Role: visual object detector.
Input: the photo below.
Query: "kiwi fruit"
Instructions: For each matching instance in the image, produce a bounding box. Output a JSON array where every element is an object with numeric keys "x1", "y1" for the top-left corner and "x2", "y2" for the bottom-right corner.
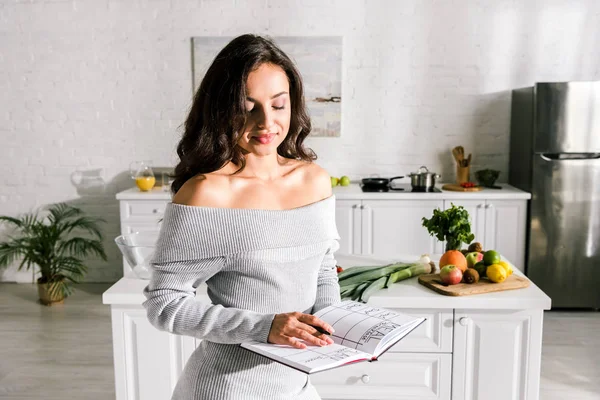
[
  {"x1": 468, "y1": 242, "x2": 483, "y2": 253},
  {"x1": 463, "y1": 268, "x2": 480, "y2": 284}
]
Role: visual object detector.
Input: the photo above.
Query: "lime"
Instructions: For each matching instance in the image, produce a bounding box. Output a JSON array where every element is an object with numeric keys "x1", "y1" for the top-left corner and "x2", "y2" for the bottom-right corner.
[
  {"x1": 483, "y1": 250, "x2": 501, "y2": 266},
  {"x1": 340, "y1": 176, "x2": 351, "y2": 186},
  {"x1": 473, "y1": 261, "x2": 487, "y2": 278},
  {"x1": 330, "y1": 177, "x2": 339, "y2": 187}
]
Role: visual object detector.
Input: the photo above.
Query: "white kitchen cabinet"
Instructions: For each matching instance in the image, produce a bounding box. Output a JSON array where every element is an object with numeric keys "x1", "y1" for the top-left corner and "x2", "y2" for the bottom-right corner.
[
  {"x1": 446, "y1": 200, "x2": 527, "y2": 270},
  {"x1": 361, "y1": 200, "x2": 445, "y2": 257},
  {"x1": 387, "y1": 309, "x2": 454, "y2": 353},
  {"x1": 452, "y1": 309, "x2": 544, "y2": 400},
  {"x1": 109, "y1": 306, "x2": 199, "y2": 400},
  {"x1": 334, "y1": 199, "x2": 444, "y2": 258},
  {"x1": 335, "y1": 200, "x2": 362, "y2": 255},
  {"x1": 484, "y1": 200, "x2": 527, "y2": 272}
]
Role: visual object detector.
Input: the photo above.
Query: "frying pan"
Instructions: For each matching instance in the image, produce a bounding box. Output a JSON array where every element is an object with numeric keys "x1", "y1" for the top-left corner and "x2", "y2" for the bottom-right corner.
[{"x1": 361, "y1": 176, "x2": 404, "y2": 187}]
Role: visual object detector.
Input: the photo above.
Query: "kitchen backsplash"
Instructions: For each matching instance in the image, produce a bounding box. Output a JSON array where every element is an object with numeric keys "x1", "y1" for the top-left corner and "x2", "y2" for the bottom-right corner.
[{"x1": 2, "y1": 0, "x2": 600, "y2": 282}]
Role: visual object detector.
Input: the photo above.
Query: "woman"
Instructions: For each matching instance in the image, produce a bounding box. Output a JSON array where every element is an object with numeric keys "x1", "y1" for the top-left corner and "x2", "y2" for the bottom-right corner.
[{"x1": 143, "y1": 34, "x2": 341, "y2": 399}]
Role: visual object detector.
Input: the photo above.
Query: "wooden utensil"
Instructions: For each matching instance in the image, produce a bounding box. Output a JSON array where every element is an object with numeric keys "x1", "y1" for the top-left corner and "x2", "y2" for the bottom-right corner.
[
  {"x1": 418, "y1": 273, "x2": 530, "y2": 296},
  {"x1": 465, "y1": 153, "x2": 472, "y2": 167},
  {"x1": 452, "y1": 147, "x2": 463, "y2": 164}
]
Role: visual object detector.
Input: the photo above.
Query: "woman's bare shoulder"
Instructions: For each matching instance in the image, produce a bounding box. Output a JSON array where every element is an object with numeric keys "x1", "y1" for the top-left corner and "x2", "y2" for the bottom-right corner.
[
  {"x1": 172, "y1": 173, "x2": 232, "y2": 208},
  {"x1": 296, "y1": 161, "x2": 333, "y2": 200}
]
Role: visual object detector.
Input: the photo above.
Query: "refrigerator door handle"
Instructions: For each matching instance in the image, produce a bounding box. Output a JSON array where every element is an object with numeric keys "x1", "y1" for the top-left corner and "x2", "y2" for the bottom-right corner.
[{"x1": 540, "y1": 153, "x2": 600, "y2": 161}]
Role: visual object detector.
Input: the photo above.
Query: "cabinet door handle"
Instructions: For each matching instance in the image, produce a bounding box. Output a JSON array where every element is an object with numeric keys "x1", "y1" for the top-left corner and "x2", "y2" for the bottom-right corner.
[
  {"x1": 360, "y1": 205, "x2": 364, "y2": 209},
  {"x1": 459, "y1": 317, "x2": 471, "y2": 326},
  {"x1": 361, "y1": 374, "x2": 370, "y2": 384},
  {"x1": 485, "y1": 203, "x2": 494, "y2": 209},
  {"x1": 153, "y1": 209, "x2": 159, "y2": 213}
]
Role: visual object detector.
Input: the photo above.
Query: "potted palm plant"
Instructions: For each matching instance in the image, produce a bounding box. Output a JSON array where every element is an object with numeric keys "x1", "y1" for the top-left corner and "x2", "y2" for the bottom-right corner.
[{"x1": 0, "y1": 202, "x2": 107, "y2": 305}]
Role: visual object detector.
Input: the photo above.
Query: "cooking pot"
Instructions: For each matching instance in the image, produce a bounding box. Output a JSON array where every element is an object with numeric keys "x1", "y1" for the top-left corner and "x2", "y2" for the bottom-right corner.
[
  {"x1": 408, "y1": 166, "x2": 440, "y2": 190},
  {"x1": 361, "y1": 176, "x2": 404, "y2": 190}
]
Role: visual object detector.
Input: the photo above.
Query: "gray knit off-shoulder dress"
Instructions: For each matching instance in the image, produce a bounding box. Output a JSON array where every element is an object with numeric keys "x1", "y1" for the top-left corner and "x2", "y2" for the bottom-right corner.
[{"x1": 142, "y1": 194, "x2": 341, "y2": 400}]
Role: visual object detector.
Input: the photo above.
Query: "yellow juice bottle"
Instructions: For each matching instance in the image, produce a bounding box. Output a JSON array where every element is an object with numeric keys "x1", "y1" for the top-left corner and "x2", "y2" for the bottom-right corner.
[{"x1": 135, "y1": 176, "x2": 155, "y2": 191}]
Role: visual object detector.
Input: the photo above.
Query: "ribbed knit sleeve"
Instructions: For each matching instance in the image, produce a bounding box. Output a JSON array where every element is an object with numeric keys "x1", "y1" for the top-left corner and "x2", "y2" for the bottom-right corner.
[
  {"x1": 311, "y1": 239, "x2": 342, "y2": 313},
  {"x1": 142, "y1": 258, "x2": 276, "y2": 344}
]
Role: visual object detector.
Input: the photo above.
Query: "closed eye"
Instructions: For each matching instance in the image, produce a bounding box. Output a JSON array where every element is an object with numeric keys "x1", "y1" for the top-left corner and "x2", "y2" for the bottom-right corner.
[{"x1": 246, "y1": 105, "x2": 285, "y2": 114}]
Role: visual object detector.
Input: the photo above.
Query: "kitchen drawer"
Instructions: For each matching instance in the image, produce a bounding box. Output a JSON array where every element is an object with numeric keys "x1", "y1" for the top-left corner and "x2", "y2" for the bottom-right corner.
[
  {"x1": 387, "y1": 309, "x2": 453, "y2": 353},
  {"x1": 312, "y1": 353, "x2": 451, "y2": 400},
  {"x1": 120, "y1": 200, "x2": 168, "y2": 220}
]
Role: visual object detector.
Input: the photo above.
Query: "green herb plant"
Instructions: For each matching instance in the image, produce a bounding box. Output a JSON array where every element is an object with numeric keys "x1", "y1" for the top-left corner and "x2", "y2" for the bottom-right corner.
[
  {"x1": 0, "y1": 203, "x2": 107, "y2": 301},
  {"x1": 421, "y1": 203, "x2": 475, "y2": 252}
]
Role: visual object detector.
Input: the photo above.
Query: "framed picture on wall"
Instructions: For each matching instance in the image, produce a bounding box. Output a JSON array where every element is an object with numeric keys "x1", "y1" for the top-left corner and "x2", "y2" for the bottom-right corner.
[{"x1": 191, "y1": 36, "x2": 342, "y2": 137}]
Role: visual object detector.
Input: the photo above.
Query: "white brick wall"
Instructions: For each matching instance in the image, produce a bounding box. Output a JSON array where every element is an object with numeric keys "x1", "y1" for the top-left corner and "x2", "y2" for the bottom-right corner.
[{"x1": 1, "y1": 0, "x2": 599, "y2": 282}]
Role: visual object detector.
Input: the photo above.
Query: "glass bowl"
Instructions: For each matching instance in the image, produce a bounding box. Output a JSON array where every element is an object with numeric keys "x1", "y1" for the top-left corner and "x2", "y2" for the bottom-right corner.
[{"x1": 114, "y1": 232, "x2": 158, "y2": 280}]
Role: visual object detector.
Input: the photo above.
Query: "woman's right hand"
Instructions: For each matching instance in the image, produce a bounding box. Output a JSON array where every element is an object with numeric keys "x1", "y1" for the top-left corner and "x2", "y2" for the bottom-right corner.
[{"x1": 268, "y1": 312, "x2": 335, "y2": 349}]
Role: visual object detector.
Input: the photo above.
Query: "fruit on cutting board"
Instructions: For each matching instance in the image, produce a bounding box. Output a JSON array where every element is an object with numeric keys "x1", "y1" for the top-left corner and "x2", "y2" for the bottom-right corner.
[
  {"x1": 483, "y1": 250, "x2": 501, "y2": 265},
  {"x1": 487, "y1": 264, "x2": 507, "y2": 283},
  {"x1": 463, "y1": 268, "x2": 480, "y2": 284},
  {"x1": 497, "y1": 260, "x2": 513, "y2": 276},
  {"x1": 439, "y1": 250, "x2": 468, "y2": 272},
  {"x1": 440, "y1": 264, "x2": 463, "y2": 285},
  {"x1": 468, "y1": 242, "x2": 483, "y2": 253},
  {"x1": 465, "y1": 251, "x2": 484, "y2": 268},
  {"x1": 473, "y1": 261, "x2": 487, "y2": 278}
]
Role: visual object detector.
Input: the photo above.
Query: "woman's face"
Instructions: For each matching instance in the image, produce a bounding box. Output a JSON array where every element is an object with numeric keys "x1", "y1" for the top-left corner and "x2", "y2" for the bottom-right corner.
[{"x1": 237, "y1": 63, "x2": 291, "y2": 156}]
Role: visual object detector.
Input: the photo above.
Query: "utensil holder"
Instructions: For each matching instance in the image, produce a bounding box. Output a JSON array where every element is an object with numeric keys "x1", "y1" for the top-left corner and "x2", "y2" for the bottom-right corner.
[{"x1": 456, "y1": 165, "x2": 470, "y2": 184}]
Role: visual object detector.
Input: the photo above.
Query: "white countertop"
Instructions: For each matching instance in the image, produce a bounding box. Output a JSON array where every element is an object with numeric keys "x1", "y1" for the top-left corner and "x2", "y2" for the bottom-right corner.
[
  {"x1": 117, "y1": 183, "x2": 531, "y2": 201},
  {"x1": 334, "y1": 183, "x2": 531, "y2": 200},
  {"x1": 103, "y1": 254, "x2": 551, "y2": 310}
]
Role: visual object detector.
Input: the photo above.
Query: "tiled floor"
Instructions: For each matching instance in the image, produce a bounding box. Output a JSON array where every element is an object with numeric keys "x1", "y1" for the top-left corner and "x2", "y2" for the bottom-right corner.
[
  {"x1": 0, "y1": 283, "x2": 599, "y2": 399},
  {"x1": 539, "y1": 311, "x2": 600, "y2": 400}
]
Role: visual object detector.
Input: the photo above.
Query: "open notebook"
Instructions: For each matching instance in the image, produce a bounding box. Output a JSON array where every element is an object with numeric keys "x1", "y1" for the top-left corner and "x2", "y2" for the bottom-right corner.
[{"x1": 240, "y1": 300, "x2": 425, "y2": 374}]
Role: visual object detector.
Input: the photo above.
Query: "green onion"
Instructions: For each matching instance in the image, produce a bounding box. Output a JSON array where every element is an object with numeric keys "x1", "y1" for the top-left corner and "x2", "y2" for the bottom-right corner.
[
  {"x1": 360, "y1": 276, "x2": 388, "y2": 303},
  {"x1": 338, "y1": 258, "x2": 433, "y2": 303}
]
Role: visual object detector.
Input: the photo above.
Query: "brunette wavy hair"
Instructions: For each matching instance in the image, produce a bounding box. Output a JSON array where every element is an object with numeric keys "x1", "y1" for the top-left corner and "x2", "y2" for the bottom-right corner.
[{"x1": 170, "y1": 34, "x2": 316, "y2": 195}]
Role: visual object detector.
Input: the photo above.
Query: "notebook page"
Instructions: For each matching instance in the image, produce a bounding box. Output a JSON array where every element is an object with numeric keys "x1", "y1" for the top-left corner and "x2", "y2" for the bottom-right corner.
[
  {"x1": 374, "y1": 318, "x2": 425, "y2": 358},
  {"x1": 240, "y1": 341, "x2": 370, "y2": 374},
  {"x1": 313, "y1": 300, "x2": 422, "y2": 355}
]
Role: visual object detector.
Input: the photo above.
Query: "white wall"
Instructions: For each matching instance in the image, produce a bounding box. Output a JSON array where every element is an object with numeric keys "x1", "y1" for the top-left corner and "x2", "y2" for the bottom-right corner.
[{"x1": 2, "y1": 0, "x2": 599, "y2": 282}]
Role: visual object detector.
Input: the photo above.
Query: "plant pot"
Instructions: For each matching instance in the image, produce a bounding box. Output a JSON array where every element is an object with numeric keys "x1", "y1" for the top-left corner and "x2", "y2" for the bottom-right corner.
[
  {"x1": 37, "y1": 278, "x2": 65, "y2": 306},
  {"x1": 445, "y1": 240, "x2": 463, "y2": 252}
]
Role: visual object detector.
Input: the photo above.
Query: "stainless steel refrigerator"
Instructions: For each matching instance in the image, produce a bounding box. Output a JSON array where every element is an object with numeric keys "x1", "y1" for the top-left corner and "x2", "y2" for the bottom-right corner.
[{"x1": 509, "y1": 81, "x2": 600, "y2": 309}]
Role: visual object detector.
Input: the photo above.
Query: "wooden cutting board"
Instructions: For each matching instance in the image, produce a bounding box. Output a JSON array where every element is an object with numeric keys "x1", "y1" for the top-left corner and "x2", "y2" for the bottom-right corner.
[
  {"x1": 418, "y1": 273, "x2": 530, "y2": 296},
  {"x1": 441, "y1": 184, "x2": 482, "y2": 192}
]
